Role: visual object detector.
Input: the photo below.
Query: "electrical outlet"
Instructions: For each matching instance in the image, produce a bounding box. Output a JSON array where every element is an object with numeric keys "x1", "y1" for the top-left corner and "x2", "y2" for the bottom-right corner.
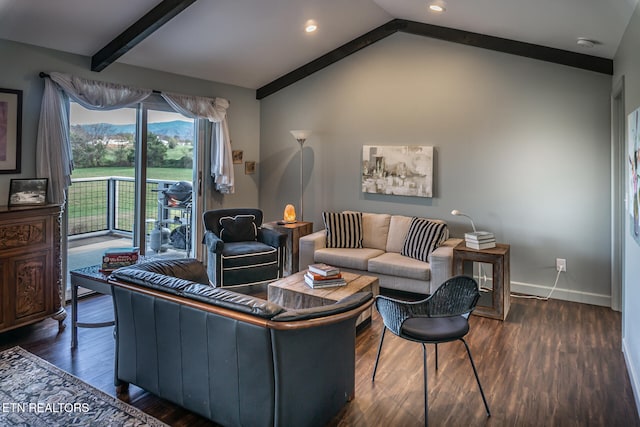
[{"x1": 556, "y1": 258, "x2": 566, "y2": 272}]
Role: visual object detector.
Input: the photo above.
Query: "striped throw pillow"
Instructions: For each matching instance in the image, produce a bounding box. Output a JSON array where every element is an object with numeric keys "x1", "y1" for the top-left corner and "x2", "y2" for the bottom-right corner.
[
  {"x1": 322, "y1": 211, "x2": 363, "y2": 248},
  {"x1": 401, "y1": 218, "x2": 448, "y2": 262}
]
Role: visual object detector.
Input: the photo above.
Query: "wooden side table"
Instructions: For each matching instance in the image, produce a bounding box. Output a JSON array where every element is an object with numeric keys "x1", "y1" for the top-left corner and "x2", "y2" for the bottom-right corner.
[
  {"x1": 263, "y1": 221, "x2": 313, "y2": 276},
  {"x1": 453, "y1": 241, "x2": 511, "y2": 320}
]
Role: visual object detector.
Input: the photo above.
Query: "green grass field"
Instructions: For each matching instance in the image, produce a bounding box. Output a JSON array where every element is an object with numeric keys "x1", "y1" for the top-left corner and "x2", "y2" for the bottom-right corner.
[
  {"x1": 71, "y1": 167, "x2": 193, "y2": 181},
  {"x1": 67, "y1": 167, "x2": 192, "y2": 234}
]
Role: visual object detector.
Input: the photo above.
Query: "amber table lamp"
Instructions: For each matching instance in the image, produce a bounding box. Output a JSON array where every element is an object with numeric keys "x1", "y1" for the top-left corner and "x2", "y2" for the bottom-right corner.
[{"x1": 284, "y1": 204, "x2": 297, "y2": 223}]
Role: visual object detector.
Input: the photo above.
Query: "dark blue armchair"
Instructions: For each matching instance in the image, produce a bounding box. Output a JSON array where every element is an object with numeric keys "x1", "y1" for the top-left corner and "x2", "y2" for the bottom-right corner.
[{"x1": 203, "y1": 208, "x2": 286, "y2": 287}]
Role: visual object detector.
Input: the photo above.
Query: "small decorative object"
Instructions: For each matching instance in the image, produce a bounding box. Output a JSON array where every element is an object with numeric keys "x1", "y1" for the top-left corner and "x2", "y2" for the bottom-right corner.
[
  {"x1": 8, "y1": 178, "x2": 48, "y2": 206},
  {"x1": 245, "y1": 161, "x2": 256, "y2": 175},
  {"x1": 232, "y1": 150, "x2": 243, "y2": 164},
  {"x1": 101, "y1": 247, "x2": 139, "y2": 272},
  {"x1": 283, "y1": 204, "x2": 297, "y2": 223},
  {"x1": 0, "y1": 88, "x2": 22, "y2": 174},
  {"x1": 362, "y1": 145, "x2": 433, "y2": 197}
]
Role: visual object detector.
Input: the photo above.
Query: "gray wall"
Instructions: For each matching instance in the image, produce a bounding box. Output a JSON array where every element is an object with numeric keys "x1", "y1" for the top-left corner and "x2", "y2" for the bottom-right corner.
[
  {"x1": 0, "y1": 39, "x2": 260, "y2": 209},
  {"x1": 614, "y1": 1, "x2": 640, "y2": 414},
  {"x1": 260, "y1": 32, "x2": 612, "y2": 305}
]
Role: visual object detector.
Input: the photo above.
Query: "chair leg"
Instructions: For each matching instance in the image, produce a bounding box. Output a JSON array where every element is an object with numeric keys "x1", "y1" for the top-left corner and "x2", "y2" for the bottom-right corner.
[
  {"x1": 460, "y1": 338, "x2": 491, "y2": 417},
  {"x1": 422, "y1": 343, "x2": 429, "y2": 427},
  {"x1": 371, "y1": 326, "x2": 387, "y2": 382},
  {"x1": 435, "y1": 343, "x2": 438, "y2": 370}
]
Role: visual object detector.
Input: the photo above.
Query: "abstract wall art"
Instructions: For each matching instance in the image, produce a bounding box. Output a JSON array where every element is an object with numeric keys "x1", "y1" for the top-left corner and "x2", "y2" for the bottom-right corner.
[{"x1": 362, "y1": 145, "x2": 433, "y2": 198}]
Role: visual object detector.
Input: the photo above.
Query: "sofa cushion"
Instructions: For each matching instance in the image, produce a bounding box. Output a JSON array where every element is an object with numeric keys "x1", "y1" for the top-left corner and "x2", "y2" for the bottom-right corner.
[
  {"x1": 222, "y1": 241, "x2": 278, "y2": 267},
  {"x1": 368, "y1": 252, "x2": 431, "y2": 281},
  {"x1": 219, "y1": 214, "x2": 257, "y2": 243},
  {"x1": 401, "y1": 218, "x2": 448, "y2": 262},
  {"x1": 315, "y1": 247, "x2": 384, "y2": 270},
  {"x1": 362, "y1": 213, "x2": 391, "y2": 250},
  {"x1": 386, "y1": 215, "x2": 413, "y2": 253},
  {"x1": 343, "y1": 211, "x2": 390, "y2": 250},
  {"x1": 322, "y1": 211, "x2": 363, "y2": 248}
]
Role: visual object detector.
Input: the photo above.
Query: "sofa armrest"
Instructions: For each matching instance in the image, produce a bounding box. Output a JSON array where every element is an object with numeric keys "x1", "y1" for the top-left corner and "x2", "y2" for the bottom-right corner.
[
  {"x1": 428, "y1": 238, "x2": 463, "y2": 291},
  {"x1": 270, "y1": 292, "x2": 372, "y2": 322},
  {"x1": 298, "y1": 230, "x2": 326, "y2": 271},
  {"x1": 113, "y1": 258, "x2": 209, "y2": 284}
]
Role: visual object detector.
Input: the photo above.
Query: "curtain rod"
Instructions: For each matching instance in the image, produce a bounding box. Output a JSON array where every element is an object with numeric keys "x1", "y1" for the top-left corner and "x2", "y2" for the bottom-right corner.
[{"x1": 39, "y1": 72, "x2": 162, "y2": 94}]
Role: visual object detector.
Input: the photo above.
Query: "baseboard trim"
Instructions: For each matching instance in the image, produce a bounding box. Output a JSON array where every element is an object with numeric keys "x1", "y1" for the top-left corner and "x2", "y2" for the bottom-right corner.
[
  {"x1": 510, "y1": 280, "x2": 611, "y2": 307},
  {"x1": 622, "y1": 338, "x2": 640, "y2": 419}
]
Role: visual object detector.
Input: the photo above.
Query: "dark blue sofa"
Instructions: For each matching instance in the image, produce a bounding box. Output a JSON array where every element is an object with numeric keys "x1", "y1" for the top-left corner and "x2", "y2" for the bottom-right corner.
[{"x1": 109, "y1": 258, "x2": 372, "y2": 427}]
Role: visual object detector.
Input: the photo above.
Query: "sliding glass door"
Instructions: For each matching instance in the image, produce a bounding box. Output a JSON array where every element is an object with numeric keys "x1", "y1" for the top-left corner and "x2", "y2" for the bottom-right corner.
[{"x1": 66, "y1": 100, "x2": 198, "y2": 297}]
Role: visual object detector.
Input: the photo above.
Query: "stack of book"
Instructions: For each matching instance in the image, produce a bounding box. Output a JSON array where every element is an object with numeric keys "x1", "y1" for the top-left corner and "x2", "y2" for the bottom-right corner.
[
  {"x1": 101, "y1": 247, "x2": 139, "y2": 272},
  {"x1": 464, "y1": 231, "x2": 496, "y2": 250},
  {"x1": 305, "y1": 263, "x2": 347, "y2": 288}
]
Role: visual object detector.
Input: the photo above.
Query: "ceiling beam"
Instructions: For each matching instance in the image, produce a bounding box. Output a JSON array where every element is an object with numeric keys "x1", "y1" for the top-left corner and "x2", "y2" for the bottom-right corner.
[
  {"x1": 91, "y1": 0, "x2": 198, "y2": 72},
  {"x1": 256, "y1": 20, "x2": 403, "y2": 100},
  {"x1": 399, "y1": 20, "x2": 613, "y2": 76},
  {"x1": 256, "y1": 18, "x2": 613, "y2": 100}
]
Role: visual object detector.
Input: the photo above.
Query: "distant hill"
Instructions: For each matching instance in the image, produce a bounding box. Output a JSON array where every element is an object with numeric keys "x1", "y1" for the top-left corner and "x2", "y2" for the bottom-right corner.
[{"x1": 78, "y1": 120, "x2": 194, "y2": 141}]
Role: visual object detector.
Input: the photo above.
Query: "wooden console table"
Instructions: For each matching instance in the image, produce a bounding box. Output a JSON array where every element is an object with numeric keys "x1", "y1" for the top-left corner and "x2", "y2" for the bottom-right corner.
[
  {"x1": 263, "y1": 221, "x2": 313, "y2": 276},
  {"x1": 453, "y1": 241, "x2": 511, "y2": 320}
]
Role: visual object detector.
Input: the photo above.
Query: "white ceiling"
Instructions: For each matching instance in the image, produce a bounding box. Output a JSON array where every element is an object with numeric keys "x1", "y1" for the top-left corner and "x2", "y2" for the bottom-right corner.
[{"x1": 0, "y1": 0, "x2": 637, "y2": 90}]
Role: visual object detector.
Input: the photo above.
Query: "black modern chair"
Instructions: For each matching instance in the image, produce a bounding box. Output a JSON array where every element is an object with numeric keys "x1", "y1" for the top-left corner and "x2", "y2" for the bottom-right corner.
[
  {"x1": 202, "y1": 208, "x2": 286, "y2": 287},
  {"x1": 371, "y1": 275, "x2": 490, "y2": 426}
]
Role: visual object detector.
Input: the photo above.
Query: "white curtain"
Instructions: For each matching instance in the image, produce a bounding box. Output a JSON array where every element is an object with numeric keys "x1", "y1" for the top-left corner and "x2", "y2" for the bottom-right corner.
[
  {"x1": 48, "y1": 72, "x2": 152, "y2": 110},
  {"x1": 36, "y1": 78, "x2": 73, "y2": 205},
  {"x1": 161, "y1": 92, "x2": 234, "y2": 194},
  {"x1": 36, "y1": 73, "x2": 152, "y2": 204}
]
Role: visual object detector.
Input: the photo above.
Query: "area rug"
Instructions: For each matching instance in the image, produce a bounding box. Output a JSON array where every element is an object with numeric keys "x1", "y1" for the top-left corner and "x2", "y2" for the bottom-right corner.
[{"x1": 0, "y1": 346, "x2": 168, "y2": 427}]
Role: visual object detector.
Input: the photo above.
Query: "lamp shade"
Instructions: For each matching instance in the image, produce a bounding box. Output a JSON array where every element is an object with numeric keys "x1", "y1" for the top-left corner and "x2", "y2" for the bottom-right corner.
[
  {"x1": 451, "y1": 209, "x2": 477, "y2": 232},
  {"x1": 290, "y1": 130, "x2": 312, "y2": 141}
]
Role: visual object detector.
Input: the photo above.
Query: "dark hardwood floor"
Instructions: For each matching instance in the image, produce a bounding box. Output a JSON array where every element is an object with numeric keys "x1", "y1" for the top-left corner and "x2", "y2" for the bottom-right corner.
[{"x1": 0, "y1": 294, "x2": 637, "y2": 426}]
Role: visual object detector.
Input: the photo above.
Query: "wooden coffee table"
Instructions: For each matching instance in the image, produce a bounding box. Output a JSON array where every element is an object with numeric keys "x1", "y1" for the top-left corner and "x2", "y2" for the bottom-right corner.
[{"x1": 268, "y1": 270, "x2": 379, "y2": 327}]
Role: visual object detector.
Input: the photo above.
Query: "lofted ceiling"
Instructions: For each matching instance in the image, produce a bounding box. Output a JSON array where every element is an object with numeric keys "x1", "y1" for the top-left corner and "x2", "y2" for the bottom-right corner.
[{"x1": 0, "y1": 0, "x2": 637, "y2": 90}]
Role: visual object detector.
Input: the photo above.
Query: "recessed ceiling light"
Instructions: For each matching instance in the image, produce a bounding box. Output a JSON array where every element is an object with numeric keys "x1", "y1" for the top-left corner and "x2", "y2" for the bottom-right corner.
[
  {"x1": 576, "y1": 37, "x2": 596, "y2": 48},
  {"x1": 305, "y1": 20, "x2": 317, "y2": 33},
  {"x1": 429, "y1": 4, "x2": 445, "y2": 12}
]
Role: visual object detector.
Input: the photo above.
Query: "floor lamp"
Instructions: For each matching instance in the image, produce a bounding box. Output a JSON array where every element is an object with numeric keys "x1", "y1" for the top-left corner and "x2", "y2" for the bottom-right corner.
[{"x1": 290, "y1": 130, "x2": 312, "y2": 221}]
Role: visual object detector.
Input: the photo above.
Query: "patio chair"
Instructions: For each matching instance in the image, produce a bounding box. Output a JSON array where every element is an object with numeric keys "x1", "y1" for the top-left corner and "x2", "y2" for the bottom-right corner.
[{"x1": 371, "y1": 275, "x2": 491, "y2": 426}]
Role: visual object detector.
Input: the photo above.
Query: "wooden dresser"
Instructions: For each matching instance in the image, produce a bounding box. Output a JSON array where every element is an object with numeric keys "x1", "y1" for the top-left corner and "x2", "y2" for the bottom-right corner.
[{"x1": 0, "y1": 204, "x2": 66, "y2": 333}]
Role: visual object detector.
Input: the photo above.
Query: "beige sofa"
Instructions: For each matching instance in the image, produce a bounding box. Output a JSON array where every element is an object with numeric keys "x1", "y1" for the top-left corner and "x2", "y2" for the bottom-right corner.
[{"x1": 299, "y1": 212, "x2": 462, "y2": 295}]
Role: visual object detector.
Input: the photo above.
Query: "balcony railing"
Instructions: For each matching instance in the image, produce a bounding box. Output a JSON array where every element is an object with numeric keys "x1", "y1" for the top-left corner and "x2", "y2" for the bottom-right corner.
[{"x1": 67, "y1": 177, "x2": 187, "y2": 239}]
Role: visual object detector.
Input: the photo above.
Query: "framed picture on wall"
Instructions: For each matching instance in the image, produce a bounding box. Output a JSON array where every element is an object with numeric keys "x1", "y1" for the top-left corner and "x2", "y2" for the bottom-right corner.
[
  {"x1": 362, "y1": 145, "x2": 434, "y2": 198},
  {"x1": 629, "y1": 107, "x2": 640, "y2": 246},
  {"x1": 8, "y1": 178, "x2": 48, "y2": 206},
  {"x1": 245, "y1": 161, "x2": 256, "y2": 175},
  {"x1": 232, "y1": 150, "x2": 244, "y2": 164},
  {"x1": 0, "y1": 88, "x2": 22, "y2": 174}
]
